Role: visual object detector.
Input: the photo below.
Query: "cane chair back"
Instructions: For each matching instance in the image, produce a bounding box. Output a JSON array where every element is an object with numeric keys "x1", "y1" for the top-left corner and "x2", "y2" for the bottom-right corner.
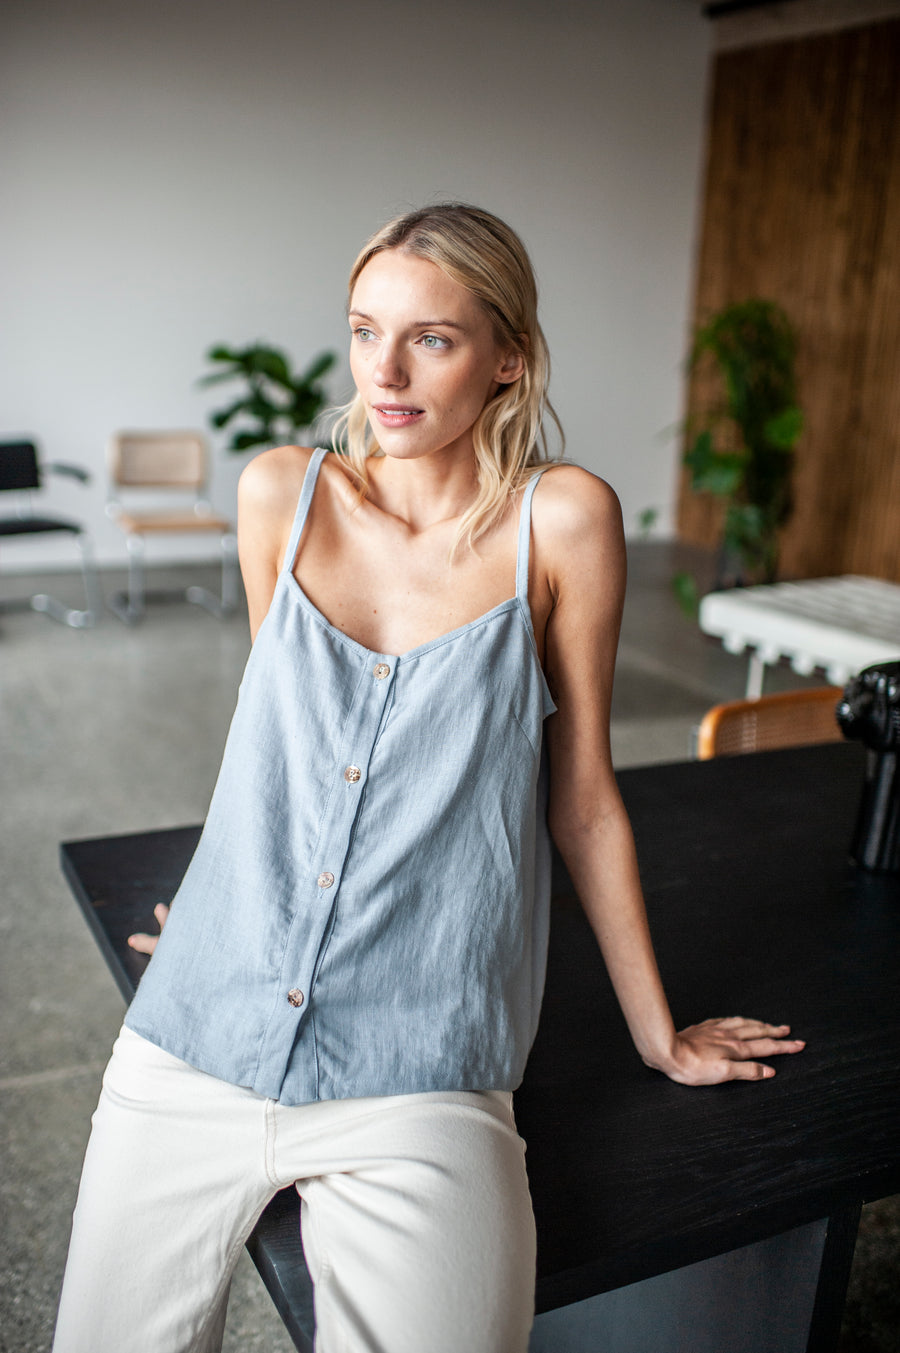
[
  {"x1": 106, "y1": 430, "x2": 237, "y2": 622},
  {"x1": 696, "y1": 686, "x2": 844, "y2": 760}
]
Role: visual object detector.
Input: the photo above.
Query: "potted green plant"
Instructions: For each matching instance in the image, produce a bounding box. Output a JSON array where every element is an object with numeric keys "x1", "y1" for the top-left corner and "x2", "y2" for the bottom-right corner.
[
  {"x1": 673, "y1": 299, "x2": 803, "y2": 613},
  {"x1": 199, "y1": 343, "x2": 337, "y2": 452}
]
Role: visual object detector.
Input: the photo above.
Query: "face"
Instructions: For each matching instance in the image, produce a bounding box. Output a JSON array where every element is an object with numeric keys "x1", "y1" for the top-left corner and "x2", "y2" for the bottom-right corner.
[{"x1": 348, "y1": 249, "x2": 523, "y2": 466}]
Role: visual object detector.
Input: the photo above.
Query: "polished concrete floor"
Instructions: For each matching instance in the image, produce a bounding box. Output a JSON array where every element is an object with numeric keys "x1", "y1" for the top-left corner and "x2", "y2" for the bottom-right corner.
[{"x1": 1, "y1": 545, "x2": 896, "y2": 1352}]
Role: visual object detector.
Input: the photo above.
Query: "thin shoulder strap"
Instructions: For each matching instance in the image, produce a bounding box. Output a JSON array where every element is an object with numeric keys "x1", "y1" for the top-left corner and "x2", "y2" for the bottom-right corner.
[
  {"x1": 515, "y1": 468, "x2": 548, "y2": 604},
  {"x1": 280, "y1": 447, "x2": 329, "y2": 574}
]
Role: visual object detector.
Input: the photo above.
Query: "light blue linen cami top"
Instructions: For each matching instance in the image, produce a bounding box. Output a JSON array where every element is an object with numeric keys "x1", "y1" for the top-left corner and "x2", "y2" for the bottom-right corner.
[{"x1": 125, "y1": 447, "x2": 557, "y2": 1105}]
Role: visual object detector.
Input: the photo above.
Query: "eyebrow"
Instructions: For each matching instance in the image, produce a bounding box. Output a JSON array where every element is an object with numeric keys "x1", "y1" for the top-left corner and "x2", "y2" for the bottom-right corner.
[{"x1": 348, "y1": 310, "x2": 467, "y2": 331}]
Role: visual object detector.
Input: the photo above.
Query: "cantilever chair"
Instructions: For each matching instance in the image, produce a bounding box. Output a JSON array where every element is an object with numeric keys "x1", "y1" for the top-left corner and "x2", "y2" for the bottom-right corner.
[
  {"x1": 0, "y1": 439, "x2": 101, "y2": 628},
  {"x1": 106, "y1": 430, "x2": 238, "y2": 624},
  {"x1": 696, "y1": 686, "x2": 845, "y2": 759}
]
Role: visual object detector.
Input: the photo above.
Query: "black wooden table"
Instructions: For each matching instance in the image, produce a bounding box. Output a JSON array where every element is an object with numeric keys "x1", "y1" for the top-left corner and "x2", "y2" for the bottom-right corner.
[{"x1": 61, "y1": 743, "x2": 900, "y2": 1353}]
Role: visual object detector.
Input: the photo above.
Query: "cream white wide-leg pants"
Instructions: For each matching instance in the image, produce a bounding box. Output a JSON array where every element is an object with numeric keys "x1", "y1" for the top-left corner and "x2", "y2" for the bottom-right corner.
[{"x1": 53, "y1": 1027, "x2": 536, "y2": 1353}]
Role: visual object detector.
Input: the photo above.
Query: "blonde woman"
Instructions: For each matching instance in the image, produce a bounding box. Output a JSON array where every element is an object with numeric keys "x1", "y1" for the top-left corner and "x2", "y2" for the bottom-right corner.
[{"x1": 54, "y1": 204, "x2": 803, "y2": 1353}]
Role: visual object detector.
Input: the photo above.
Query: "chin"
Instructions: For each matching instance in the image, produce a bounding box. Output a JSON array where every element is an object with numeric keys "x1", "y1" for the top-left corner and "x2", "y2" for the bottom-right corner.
[{"x1": 367, "y1": 427, "x2": 431, "y2": 460}]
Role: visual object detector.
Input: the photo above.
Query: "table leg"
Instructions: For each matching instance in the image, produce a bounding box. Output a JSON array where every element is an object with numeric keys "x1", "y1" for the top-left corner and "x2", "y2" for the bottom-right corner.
[
  {"x1": 805, "y1": 1199, "x2": 862, "y2": 1353},
  {"x1": 245, "y1": 1189, "x2": 315, "y2": 1353},
  {"x1": 746, "y1": 651, "x2": 767, "y2": 699}
]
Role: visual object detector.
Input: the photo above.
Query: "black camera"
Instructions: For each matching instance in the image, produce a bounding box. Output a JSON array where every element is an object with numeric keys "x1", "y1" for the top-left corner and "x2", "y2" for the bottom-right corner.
[{"x1": 837, "y1": 660, "x2": 900, "y2": 873}]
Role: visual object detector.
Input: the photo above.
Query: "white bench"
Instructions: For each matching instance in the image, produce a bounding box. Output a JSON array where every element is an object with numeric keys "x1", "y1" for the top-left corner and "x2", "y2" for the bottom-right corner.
[{"x1": 699, "y1": 574, "x2": 900, "y2": 697}]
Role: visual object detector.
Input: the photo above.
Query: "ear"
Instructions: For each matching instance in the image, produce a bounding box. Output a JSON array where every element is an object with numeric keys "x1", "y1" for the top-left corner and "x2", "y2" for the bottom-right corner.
[{"x1": 494, "y1": 347, "x2": 526, "y2": 386}]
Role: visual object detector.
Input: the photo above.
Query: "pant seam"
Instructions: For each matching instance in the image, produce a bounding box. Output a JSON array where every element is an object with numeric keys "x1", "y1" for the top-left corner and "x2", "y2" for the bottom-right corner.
[
  {"x1": 303, "y1": 1192, "x2": 340, "y2": 1353},
  {"x1": 194, "y1": 1096, "x2": 278, "y2": 1346}
]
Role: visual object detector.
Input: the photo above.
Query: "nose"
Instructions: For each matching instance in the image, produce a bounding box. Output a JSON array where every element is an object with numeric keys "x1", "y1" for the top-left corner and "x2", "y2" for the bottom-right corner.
[{"x1": 373, "y1": 340, "x2": 407, "y2": 390}]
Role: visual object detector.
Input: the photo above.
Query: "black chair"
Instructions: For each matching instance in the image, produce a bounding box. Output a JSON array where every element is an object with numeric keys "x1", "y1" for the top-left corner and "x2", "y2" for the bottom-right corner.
[{"x1": 0, "y1": 440, "x2": 101, "y2": 628}]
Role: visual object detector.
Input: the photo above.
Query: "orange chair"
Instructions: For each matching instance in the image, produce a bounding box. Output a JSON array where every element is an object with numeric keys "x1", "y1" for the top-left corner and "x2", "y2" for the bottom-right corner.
[{"x1": 696, "y1": 686, "x2": 845, "y2": 759}]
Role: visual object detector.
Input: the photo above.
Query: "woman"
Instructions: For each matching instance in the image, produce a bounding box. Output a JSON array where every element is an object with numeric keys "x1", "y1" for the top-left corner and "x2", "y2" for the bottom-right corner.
[{"x1": 54, "y1": 204, "x2": 803, "y2": 1353}]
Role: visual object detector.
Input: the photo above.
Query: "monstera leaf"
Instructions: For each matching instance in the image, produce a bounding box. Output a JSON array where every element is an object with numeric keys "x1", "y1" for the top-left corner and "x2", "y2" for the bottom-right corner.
[{"x1": 199, "y1": 343, "x2": 337, "y2": 453}]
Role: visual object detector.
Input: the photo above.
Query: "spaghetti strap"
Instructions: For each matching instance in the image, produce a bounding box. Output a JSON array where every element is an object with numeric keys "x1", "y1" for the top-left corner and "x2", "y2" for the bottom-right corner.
[
  {"x1": 280, "y1": 447, "x2": 329, "y2": 574},
  {"x1": 515, "y1": 469, "x2": 547, "y2": 605}
]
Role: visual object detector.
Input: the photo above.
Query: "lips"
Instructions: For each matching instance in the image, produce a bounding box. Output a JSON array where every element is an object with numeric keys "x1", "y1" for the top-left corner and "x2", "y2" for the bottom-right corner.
[{"x1": 373, "y1": 404, "x2": 425, "y2": 427}]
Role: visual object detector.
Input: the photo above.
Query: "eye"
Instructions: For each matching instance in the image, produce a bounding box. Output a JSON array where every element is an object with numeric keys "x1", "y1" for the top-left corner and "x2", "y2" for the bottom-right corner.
[
  {"x1": 420, "y1": 333, "x2": 449, "y2": 349},
  {"x1": 353, "y1": 327, "x2": 375, "y2": 343}
]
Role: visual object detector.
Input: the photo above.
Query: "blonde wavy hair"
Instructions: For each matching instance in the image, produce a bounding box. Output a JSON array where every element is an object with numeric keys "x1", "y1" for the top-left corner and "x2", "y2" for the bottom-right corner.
[{"x1": 331, "y1": 203, "x2": 563, "y2": 551}]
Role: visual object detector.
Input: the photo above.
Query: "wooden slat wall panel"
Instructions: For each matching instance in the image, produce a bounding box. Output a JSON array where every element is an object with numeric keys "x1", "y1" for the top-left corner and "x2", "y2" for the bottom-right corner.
[{"x1": 678, "y1": 20, "x2": 900, "y2": 582}]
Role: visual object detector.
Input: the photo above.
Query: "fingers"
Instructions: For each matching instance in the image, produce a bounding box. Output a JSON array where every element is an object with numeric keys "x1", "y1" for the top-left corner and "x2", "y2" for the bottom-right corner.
[
  {"x1": 726, "y1": 1061, "x2": 777, "y2": 1081},
  {"x1": 712, "y1": 1018, "x2": 794, "y2": 1039},
  {"x1": 710, "y1": 1023, "x2": 805, "y2": 1063},
  {"x1": 695, "y1": 1019, "x2": 805, "y2": 1049},
  {"x1": 733, "y1": 1037, "x2": 805, "y2": 1058},
  {"x1": 127, "y1": 932, "x2": 158, "y2": 955},
  {"x1": 126, "y1": 903, "x2": 170, "y2": 955}
]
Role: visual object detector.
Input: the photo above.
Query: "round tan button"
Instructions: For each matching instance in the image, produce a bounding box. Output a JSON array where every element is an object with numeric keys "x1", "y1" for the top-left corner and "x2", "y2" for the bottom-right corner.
[
  {"x1": 373, "y1": 663, "x2": 391, "y2": 680},
  {"x1": 317, "y1": 871, "x2": 335, "y2": 889},
  {"x1": 287, "y1": 989, "x2": 304, "y2": 1007},
  {"x1": 344, "y1": 765, "x2": 362, "y2": 783}
]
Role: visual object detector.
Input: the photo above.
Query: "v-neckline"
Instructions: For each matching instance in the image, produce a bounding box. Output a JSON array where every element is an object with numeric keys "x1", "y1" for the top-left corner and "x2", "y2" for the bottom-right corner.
[{"x1": 284, "y1": 568, "x2": 521, "y2": 663}]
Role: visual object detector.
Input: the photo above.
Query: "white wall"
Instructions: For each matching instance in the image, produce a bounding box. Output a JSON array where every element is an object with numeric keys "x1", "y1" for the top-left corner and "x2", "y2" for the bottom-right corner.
[{"x1": 1, "y1": 0, "x2": 710, "y2": 567}]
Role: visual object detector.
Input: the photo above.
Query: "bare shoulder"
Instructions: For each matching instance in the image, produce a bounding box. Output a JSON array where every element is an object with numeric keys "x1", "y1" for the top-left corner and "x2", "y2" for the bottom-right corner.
[
  {"x1": 238, "y1": 444, "x2": 316, "y2": 514},
  {"x1": 236, "y1": 446, "x2": 318, "y2": 583},
  {"x1": 531, "y1": 463, "x2": 624, "y2": 576}
]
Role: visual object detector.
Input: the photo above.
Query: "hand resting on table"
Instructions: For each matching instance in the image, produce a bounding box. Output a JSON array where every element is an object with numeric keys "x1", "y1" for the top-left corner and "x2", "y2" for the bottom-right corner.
[{"x1": 647, "y1": 1017, "x2": 805, "y2": 1086}]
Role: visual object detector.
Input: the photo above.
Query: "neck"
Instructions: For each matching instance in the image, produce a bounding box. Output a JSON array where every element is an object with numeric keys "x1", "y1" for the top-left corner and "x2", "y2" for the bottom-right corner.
[{"x1": 366, "y1": 448, "x2": 479, "y2": 534}]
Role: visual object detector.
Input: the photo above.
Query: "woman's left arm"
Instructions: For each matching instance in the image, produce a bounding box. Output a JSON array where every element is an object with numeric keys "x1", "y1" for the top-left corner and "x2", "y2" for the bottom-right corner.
[{"x1": 537, "y1": 468, "x2": 804, "y2": 1085}]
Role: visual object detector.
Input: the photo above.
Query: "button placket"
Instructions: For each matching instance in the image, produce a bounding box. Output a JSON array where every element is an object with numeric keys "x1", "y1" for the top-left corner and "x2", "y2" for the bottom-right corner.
[
  {"x1": 274, "y1": 656, "x2": 395, "y2": 1064},
  {"x1": 248, "y1": 630, "x2": 402, "y2": 1094}
]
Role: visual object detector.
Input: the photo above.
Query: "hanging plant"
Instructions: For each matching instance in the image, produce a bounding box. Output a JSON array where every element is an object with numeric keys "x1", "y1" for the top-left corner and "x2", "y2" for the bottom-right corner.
[{"x1": 198, "y1": 343, "x2": 337, "y2": 453}]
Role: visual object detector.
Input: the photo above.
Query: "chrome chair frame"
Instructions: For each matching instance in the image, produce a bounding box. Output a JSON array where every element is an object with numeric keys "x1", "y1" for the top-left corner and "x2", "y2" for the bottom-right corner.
[{"x1": 0, "y1": 441, "x2": 101, "y2": 628}]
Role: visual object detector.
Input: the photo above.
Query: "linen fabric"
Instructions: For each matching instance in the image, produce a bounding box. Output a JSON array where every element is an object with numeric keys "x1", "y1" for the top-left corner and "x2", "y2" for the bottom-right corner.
[
  {"x1": 125, "y1": 448, "x2": 556, "y2": 1104},
  {"x1": 53, "y1": 1026, "x2": 536, "y2": 1353}
]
